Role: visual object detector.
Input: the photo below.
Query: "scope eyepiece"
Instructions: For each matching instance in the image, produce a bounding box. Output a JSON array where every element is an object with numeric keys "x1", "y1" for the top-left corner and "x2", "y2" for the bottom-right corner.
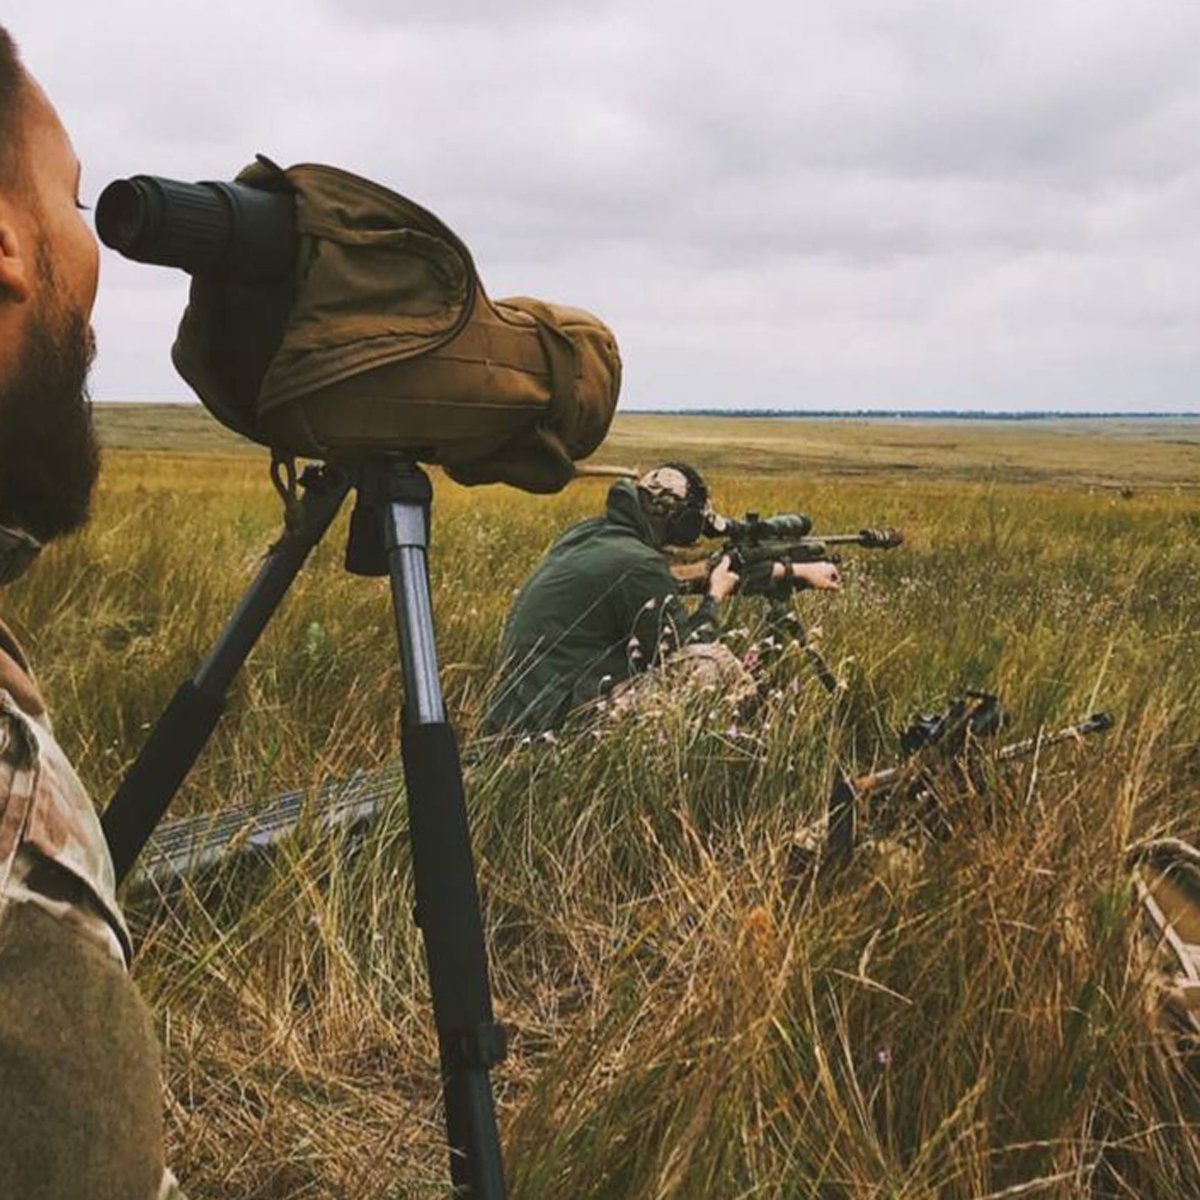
[{"x1": 96, "y1": 174, "x2": 296, "y2": 285}]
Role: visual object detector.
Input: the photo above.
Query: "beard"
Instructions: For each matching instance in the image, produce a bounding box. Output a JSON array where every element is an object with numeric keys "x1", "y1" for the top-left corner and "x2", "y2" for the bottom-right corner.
[{"x1": 0, "y1": 299, "x2": 101, "y2": 543}]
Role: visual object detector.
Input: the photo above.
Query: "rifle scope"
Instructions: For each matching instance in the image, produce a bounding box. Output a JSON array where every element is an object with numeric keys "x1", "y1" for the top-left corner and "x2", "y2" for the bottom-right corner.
[
  {"x1": 714, "y1": 513, "x2": 814, "y2": 541},
  {"x1": 95, "y1": 175, "x2": 296, "y2": 284}
]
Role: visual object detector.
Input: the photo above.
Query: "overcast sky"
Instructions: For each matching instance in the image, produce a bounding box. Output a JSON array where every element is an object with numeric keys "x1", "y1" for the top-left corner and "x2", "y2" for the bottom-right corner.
[{"x1": 14, "y1": 0, "x2": 1200, "y2": 411}]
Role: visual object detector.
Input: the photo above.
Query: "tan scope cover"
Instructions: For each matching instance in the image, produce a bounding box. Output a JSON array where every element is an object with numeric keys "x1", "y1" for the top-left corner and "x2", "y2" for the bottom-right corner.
[{"x1": 173, "y1": 160, "x2": 622, "y2": 492}]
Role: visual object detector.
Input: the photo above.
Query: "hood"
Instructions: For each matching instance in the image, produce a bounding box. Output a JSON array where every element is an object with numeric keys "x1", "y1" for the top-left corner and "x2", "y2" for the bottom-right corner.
[{"x1": 605, "y1": 479, "x2": 661, "y2": 547}]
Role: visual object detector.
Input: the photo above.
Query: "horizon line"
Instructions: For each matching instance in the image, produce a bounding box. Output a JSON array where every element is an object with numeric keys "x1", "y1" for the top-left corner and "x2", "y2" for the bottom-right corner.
[{"x1": 93, "y1": 400, "x2": 1200, "y2": 419}]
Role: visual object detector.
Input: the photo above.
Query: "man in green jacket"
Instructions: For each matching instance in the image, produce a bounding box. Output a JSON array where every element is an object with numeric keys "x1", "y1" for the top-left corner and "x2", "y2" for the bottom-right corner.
[{"x1": 485, "y1": 463, "x2": 840, "y2": 734}]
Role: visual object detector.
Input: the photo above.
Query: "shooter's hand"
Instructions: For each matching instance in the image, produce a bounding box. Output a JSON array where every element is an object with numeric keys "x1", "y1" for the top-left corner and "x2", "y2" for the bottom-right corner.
[
  {"x1": 773, "y1": 560, "x2": 842, "y2": 591},
  {"x1": 707, "y1": 554, "x2": 741, "y2": 602}
]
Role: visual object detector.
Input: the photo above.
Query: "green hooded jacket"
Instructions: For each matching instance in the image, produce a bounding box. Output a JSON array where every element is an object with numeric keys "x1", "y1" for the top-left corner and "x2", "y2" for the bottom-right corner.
[{"x1": 484, "y1": 480, "x2": 719, "y2": 734}]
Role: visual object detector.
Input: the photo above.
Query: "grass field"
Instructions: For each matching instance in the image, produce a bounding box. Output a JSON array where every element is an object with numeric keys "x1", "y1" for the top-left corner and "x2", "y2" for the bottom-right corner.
[{"x1": 7, "y1": 408, "x2": 1200, "y2": 1197}]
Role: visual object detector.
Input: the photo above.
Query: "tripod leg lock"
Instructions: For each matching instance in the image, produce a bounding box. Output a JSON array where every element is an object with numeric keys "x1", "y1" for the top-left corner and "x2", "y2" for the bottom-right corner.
[{"x1": 450, "y1": 1021, "x2": 509, "y2": 1070}]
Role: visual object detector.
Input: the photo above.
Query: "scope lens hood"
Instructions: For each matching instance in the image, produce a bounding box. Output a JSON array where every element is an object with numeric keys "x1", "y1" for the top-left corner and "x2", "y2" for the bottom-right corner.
[{"x1": 96, "y1": 174, "x2": 296, "y2": 285}]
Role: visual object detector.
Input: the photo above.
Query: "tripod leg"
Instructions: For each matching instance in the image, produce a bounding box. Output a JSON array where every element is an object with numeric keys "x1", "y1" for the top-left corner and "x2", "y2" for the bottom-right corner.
[
  {"x1": 369, "y1": 462, "x2": 507, "y2": 1199},
  {"x1": 102, "y1": 466, "x2": 351, "y2": 885}
]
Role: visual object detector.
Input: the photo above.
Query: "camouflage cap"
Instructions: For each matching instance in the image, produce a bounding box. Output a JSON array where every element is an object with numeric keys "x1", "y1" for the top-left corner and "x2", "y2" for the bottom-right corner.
[{"x1": 637, "y1": 465, "x2": 688, "y2": 514}]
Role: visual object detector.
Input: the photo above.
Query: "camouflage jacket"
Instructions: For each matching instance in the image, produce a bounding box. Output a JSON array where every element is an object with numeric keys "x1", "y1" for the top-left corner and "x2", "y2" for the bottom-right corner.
[
  {"x1": 0, "y1": 618, "x2": 191, "y2": 1200},
  {"x1": 0, "y1": 619, "x2": 129, "y2": 964}
]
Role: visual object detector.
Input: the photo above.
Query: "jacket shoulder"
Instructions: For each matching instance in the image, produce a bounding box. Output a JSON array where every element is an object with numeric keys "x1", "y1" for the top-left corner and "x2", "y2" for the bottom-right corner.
[{"x1": 0, "y1": 697, "x2": 130, "y2": 965}]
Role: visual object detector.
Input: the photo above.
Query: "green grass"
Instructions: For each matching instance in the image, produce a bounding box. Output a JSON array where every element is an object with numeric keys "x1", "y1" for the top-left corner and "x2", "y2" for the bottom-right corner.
[
  {"x1": 5, "y1": 419, "x2": 1200, "y2": 1197},
  {"x1": 96, "y1": 403, "x2": 254, "y2": 454}
]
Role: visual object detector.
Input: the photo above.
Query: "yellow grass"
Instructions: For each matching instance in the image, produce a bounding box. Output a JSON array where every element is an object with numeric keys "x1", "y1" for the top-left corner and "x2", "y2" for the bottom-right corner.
[{"x1": 4, "y1": 410, "x2": 1198, "y2": 1197}]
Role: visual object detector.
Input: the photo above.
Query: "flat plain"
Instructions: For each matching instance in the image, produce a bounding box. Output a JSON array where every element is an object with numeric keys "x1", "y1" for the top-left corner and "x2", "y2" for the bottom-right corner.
[
  {"x1": 96, "y1": 402, "x2": 1200, "y2": 488},
  {"x1": 8, "y1": 405, "x2": 1199, "y2": 1197}
]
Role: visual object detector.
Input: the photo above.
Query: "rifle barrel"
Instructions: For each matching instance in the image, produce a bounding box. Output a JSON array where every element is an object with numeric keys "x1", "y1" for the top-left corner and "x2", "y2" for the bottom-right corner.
[
  {"x1": 816, "y1": 528, "x2": 904, "y2": 549},
  {"x1": 807, "y1": 533, "x2": 873, "y2": 546},
  {"x1": 995, "y1": 712, "x2": 1114, "y2": 761}
]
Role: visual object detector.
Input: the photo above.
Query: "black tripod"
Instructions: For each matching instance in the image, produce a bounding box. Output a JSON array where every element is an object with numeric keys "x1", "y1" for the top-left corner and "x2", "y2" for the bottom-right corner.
[{"x1": 101, "y1": 458, "x2": 508, "y2": 1199}]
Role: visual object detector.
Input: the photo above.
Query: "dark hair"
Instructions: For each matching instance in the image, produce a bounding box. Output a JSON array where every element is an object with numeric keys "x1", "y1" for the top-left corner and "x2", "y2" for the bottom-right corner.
[{"x1": 0, "y1": 26, "x2": 27, "y2": 186}]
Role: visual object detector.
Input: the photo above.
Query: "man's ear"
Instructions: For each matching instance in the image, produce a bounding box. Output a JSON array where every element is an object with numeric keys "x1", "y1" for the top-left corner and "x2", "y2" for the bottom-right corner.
[{"x1": 0, "y1": 213, "x2": 32, "y2": 304}]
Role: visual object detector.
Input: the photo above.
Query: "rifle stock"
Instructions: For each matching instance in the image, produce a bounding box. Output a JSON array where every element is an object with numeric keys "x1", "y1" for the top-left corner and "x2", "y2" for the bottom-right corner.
[{"x1": 669, "y1": 559, "x2": 712, "y2": 590}]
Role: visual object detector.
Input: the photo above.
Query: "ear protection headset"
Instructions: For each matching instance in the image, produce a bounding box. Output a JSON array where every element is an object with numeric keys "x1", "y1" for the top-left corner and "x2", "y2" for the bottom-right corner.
[{"x1": 659, "y1": 461, "x2": 709, "y2": 546}]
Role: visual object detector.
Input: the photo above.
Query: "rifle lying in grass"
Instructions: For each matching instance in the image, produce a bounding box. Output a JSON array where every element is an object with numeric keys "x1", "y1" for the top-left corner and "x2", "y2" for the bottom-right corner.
[
  {"x1": 823, "y1": 692, "x2": 1115, "y2": 868},
  {"x1": 130, "y1": 764, "x2": 408, "y2": 897},
  {"x1": 669, "y1": 511, "x2": 903, "y2": 596}
]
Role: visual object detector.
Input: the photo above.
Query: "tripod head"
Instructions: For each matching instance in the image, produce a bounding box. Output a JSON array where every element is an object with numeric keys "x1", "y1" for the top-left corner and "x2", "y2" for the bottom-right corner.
[{"x1": 341, "y1": 459, "x2": 432, "y2": 579}]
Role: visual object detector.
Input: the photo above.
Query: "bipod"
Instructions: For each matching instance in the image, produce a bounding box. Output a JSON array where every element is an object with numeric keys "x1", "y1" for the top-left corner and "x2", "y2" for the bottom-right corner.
[
  {"x1": 761, "y1": 600, "x2": 858, "y2": 867},
  {"x1": 764, "y1": 599, "x2": 840, "y2": 699},
  {"x1": 101, "y1": 459, "x2": 508, "y2": 1199}
]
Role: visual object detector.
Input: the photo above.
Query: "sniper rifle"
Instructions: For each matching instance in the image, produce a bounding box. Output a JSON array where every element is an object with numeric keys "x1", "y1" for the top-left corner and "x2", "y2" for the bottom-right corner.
[
  {"x1": 670, "y1": 513, "x2": 903, "y2": 598},
  {"x1": 670, "y1": 512, "x2": 902, "y2": 695},
  {"x1": 824, "y1": 692, "x2": 1114, "y2": 868}
]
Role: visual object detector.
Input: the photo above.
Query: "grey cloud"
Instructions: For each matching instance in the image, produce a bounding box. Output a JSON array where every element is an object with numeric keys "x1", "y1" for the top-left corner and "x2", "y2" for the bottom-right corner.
[
  {"x1": 10, "y1": 0, "x2": 1200, "y2": 411},
  {"x1": 324, "y1": 0, "x2": 572, "y2": 28}
]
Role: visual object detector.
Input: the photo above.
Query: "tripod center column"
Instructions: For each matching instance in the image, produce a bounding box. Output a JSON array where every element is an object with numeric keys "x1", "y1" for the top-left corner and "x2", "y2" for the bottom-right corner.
[{"x1": 382, "y1": 493, "x2": 446, "y2": 726}]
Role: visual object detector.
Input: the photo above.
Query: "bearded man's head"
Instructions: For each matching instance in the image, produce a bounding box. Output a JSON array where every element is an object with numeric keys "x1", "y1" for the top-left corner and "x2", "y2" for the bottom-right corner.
[{"x1": 0, "y1": 25, "x2": 101, "y2": 546}]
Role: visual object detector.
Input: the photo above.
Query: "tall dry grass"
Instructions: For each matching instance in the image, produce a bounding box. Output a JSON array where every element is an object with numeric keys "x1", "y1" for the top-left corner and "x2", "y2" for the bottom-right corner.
[{"x1": 4, "y1": 447, "x2": 1199, "y2": 1198}]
